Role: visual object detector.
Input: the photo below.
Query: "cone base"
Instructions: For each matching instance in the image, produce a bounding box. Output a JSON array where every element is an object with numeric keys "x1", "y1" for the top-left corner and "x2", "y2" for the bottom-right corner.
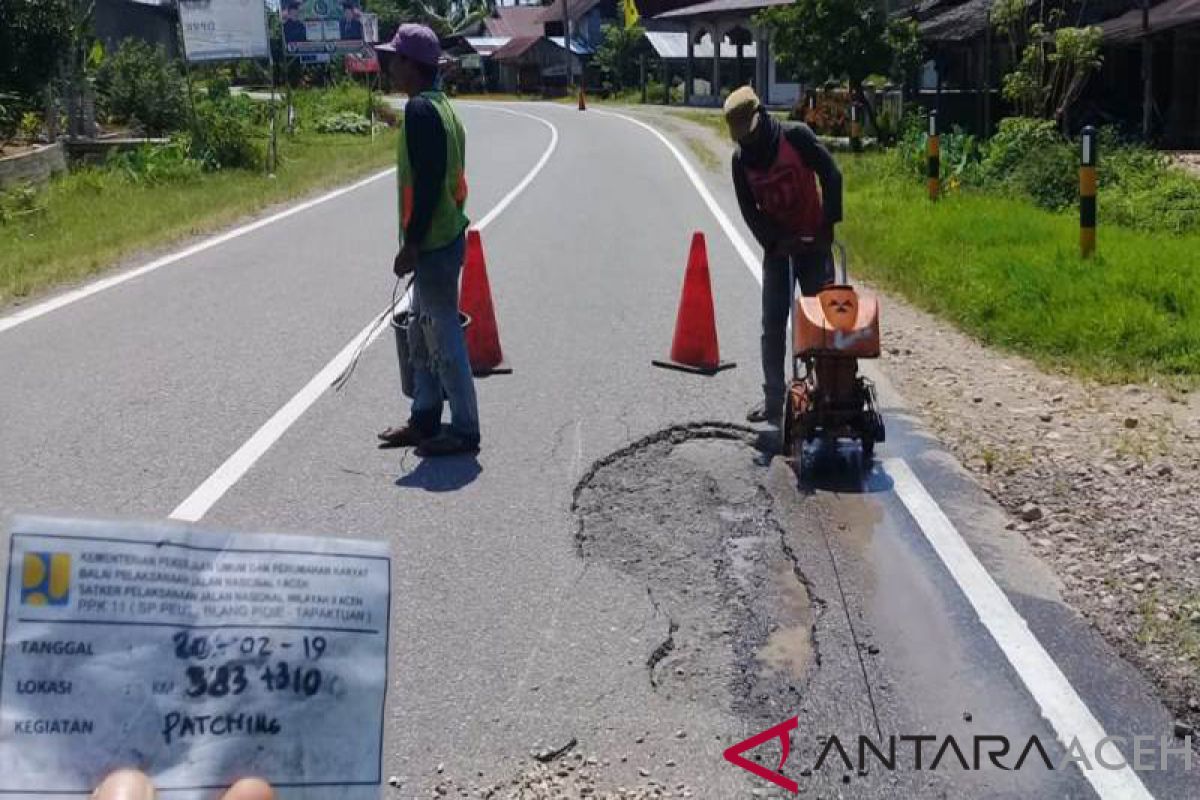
[
  {"x1": 472, "y1": 359, "x2": 513, "y2": 377},
  {"x1": 651, "y1": 358, "x2": 737, "y2": 375}
]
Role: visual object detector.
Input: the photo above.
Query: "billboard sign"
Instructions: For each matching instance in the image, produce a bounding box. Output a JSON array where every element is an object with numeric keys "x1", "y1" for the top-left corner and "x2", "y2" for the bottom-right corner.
[
  {"x1": 281, "y1": 0, "x2": 369, "y2": 56},
  {"x1": 178, "y1": 0, "x2": 271, "y2": 62},
  {"x1": 345, "y1": 46, "x2": 381, "y2": 74}
]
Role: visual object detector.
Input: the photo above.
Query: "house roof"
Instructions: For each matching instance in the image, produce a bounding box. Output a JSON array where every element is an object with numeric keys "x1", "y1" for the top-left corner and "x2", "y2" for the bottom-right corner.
[
  {"x1": 644, "y1": 29, "x2": 757, "y2": 58},
  {"x1": 464, "y1": 36, "x2": 512, "y2": 55},
  {"x1": 548, "y1": 35, "x2": 596, "y2": 54},
  {"x1": 491, "y1": 35, "x2": 546, "y2": 61},
  {"x1": 1099, "y1": 0, "x2": 1200, "y2": 41},
  {"x1": 655, "y1": 0, "x2": 789, "y2": 20},
  {"x1": 484, "y1": 5, "x2": 547, "y2": 38},
  {"x1": 537, "y1": 0, "x2": 604, "y2": 24},
  {"x1": 914, "y1": 0, "x2": 992, "y2": 43},
  {"x1": 637, "y1": 0, "x2": 704, "y2": 17}
]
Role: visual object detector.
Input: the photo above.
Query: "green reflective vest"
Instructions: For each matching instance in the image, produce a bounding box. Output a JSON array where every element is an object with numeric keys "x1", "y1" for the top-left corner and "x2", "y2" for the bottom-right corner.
[{"x1": 398, "y1": 91, "x2": 469, "y2": 251}]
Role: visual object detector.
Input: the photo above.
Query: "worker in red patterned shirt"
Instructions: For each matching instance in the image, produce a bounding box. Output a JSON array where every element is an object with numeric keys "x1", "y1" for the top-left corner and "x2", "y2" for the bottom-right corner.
[{"x1": 724, "y1": 85, "x2": 844, "y2": 427}]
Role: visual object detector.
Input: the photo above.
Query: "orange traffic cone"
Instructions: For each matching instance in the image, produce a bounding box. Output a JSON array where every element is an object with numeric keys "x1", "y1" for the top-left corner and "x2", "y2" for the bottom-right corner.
[
  {"x1": 578, "y1": 86, "x2": 587, "y2": 111},
  {"x1": 652, "y1": 232, "x2": 736, "y2": 374},
  {"x1": 460, "y1": 229, "x2": 511, "y2": 375}
]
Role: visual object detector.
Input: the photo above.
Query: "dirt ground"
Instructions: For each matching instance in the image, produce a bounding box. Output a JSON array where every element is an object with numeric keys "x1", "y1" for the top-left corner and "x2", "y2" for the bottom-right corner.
[
  {"x1": 1171, "y1": 152, "x2": 1200, "y2": 178},
  {"x1": 876, "y1": 289, "x2": 1200, "y2": 736}
]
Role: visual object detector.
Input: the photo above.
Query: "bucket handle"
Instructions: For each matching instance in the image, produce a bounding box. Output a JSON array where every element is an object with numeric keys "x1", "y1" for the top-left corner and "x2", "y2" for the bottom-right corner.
[{"x1": 331, "y1": 275, "x2": 412, "y2": 392}]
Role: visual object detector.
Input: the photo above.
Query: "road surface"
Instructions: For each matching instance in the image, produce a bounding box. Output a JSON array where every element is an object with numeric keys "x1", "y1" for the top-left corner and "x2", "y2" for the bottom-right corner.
[{"x1": 1, "y1": 102, "x2": 1196, "y2": 798}]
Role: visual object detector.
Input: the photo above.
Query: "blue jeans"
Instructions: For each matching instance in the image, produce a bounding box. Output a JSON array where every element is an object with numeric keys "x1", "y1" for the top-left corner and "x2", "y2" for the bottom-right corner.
[
  {"x1": 761, "y1": 248, "x2": 834, "y2": 411},
  {"x1": 407, "y1": 234, "x2": 480, "y2": 444}
]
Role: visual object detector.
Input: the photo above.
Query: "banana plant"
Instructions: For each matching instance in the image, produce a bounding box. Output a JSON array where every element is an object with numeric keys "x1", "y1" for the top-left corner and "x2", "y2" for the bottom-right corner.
[{"x1": 416, "y1": 0, "x2": 496, "y2": 38}]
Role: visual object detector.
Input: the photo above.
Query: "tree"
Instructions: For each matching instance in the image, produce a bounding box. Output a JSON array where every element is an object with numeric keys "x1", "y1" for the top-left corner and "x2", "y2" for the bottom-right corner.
[
  {"x1": 0, "y1": 0, "x2": 72, "y2": 99},
  {"x1": 416, "y1": 0, "x2": 495, "y2": 38},
  {"x1": 594, "y1": 23, "x2": 645, "y2": 91},
  {"x1": 366, "y1": 0, "x2": 419, "y2": 41},
  {"x1": 990, "y1": 0, "x2": 1102, "y2": 124},
  {"x1": 758, "y1": 0, "x2": 921, "y2": 116}
]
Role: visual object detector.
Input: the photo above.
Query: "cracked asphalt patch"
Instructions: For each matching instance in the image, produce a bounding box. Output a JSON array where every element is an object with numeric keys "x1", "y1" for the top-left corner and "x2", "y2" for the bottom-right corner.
[
  {"x1": 572, "y1": 423, "x2": 818, "y2": 728},
  {"x1": 567, "y1": 423, "x2": 954, "y2": 799}
]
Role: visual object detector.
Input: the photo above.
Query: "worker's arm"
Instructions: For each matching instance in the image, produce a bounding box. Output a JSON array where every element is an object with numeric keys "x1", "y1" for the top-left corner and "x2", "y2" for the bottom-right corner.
[
  {"x1": 403, "y1": 96, "x2": 446, "y2": 250},
  {"x1": 732, "y1": 154, "x2": 786, "y2": 251},
  {"x1": 784, "y1": 123, "x2": 843, "y2": 230}
]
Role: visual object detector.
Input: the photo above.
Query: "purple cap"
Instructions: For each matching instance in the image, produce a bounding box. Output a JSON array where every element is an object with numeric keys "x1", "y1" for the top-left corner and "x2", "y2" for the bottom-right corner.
[{"x1": 376, "y1": 23, "x2": 441, "y2": 67}]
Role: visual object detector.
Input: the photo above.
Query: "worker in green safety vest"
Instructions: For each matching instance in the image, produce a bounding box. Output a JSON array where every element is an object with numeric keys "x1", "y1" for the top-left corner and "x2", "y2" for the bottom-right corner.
[{"x1": 376, "y1": 24, "x2": 480, "y2": 457}]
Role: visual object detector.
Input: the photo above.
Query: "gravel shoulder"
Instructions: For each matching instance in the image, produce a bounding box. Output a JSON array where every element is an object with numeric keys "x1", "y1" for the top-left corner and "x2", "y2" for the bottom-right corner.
[{"x1": 633, "y1": 104, "x2": 1200, "y2": 740}]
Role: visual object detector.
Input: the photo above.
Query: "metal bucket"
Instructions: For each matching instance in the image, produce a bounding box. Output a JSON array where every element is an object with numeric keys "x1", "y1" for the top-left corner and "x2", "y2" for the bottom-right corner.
[{"x1": 391, "y1": 309, "x2": 471, "y2": 399}]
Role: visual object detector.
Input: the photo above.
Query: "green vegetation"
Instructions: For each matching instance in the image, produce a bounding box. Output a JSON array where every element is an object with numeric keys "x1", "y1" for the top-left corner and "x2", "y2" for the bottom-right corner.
[
  {"x1": 757, "y1": 0, "x2": 921, "y2": 104},
  {"x1": 989, "y1": 0, "x2": 1103, "y2": 121},
  {"x1": 895, "y1": 116, "x2": 1200, "y2": 234},
  {"x1": 0, "y1": 124, "x2": 398, "y2": 304},
  {"x1": 94, "y1": 39, "x2": 187, "y2": 136},
  {"x1": 837, "y1": 152, "x2": 1200, "y2": 381},
  {"x1": 595, "y1": 24, "x2": 646, "y2": 92}
]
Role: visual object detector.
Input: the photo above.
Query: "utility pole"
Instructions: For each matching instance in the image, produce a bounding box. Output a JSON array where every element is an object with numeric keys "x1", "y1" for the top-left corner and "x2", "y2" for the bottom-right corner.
[
  {"x1": 562, "y1": 1, "x2": 574, "y2": 87},
  {"x1": 1141, "y1": 0, "x2": 1152, "y2": 138}
]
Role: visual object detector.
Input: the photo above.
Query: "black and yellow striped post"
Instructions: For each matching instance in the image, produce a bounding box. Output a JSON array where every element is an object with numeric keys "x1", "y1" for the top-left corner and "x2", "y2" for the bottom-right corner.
[
  {"x1": 927, "y1": 110, "x2": 940, "y2": 201},
  {"x1": 850, "y1": 101, "x2": 863, "y2": 153},
  {"x1": 1080, "y1": 125, "x2": 1098, "y2": 258}
]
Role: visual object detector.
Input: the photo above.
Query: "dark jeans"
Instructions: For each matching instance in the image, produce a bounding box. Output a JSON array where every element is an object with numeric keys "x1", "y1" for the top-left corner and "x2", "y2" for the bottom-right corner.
[
  {"x1": 407, "y1": 234, "x2": 480, "y2": 444},
  {"x1": 761, "y1": 248, "x2": 834, "y2": 412}
]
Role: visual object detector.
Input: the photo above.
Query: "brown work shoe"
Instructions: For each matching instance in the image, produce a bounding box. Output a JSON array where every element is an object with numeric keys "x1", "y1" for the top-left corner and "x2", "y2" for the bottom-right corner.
[{"x1": 377, "y1": 425, "x2": 433, "y2": 448}]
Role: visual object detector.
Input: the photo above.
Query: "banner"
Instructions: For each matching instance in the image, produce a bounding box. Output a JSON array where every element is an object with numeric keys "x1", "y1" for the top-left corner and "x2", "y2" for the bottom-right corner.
[
  {"x1": 178, "y1": 0, "x2": 271, "y2": 62},
  {"x1": 344, "y1": 46, "x2": 380, "y2": 74},
  {"x1": 282, "y1": 0, "x2": 369, "y2": 56}
]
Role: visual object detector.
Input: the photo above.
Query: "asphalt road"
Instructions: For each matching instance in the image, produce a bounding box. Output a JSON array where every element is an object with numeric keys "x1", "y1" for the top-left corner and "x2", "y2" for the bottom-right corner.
[{"x1": 1, "y1": 101, "x2": 1197, "y2": 799}]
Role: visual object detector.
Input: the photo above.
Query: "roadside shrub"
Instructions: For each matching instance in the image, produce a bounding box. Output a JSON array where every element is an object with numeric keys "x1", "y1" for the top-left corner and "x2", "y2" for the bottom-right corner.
[
  {"x1": 1087, "y1": 133, "x2": 1200, "y2": 233},
  {"x1": 206, "y1": 75, "x2": 233, "y2": 102},
  {"x1": 187, "y1": 98, "x2": 262, "y2": 171},
  {"x1": 890, "y1": 114, "x2": 1200, "y2": 230},
  {"x1": 974, "y1": 117, "x2": 1075, "y2": 209},
  {"x1": 95, "y1": 39, "x2": 187, "y2": 135},
  {"x1": 290, "y1": 83, "x2": 389, "y2": 130},
  {"x1": 106, "y1": 140, "x2": 203, "y2": 185},
  {"x1": 17, "y1": 110, "x2": 42, "y2": 142},
  {"x1": 0, "y1": 183, "x2": 43, "y2": 225},
  {"x1": 895, "y1": 114, "x2": 981, "y2": 186},
  {"x1": 977, "y1": 118, "x2": 1060, "y2": 184},
  {"x1": 316, "y1": 111, "x2": 375, "y2": 134},
  {"x1": 871, "y1": 107, "x2": 902, "y2": 147}
]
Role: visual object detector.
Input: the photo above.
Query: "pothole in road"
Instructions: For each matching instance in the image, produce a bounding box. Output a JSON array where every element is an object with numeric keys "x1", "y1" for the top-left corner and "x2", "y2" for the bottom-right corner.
[{"x1": 572, "y1": 422, "x2": 823, "y2": 724}]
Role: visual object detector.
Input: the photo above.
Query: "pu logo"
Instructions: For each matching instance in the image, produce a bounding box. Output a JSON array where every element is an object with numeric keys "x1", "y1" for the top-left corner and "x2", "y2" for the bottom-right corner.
[{"x1": 21, "y1": 552, "x2": 71, "y2": 606}]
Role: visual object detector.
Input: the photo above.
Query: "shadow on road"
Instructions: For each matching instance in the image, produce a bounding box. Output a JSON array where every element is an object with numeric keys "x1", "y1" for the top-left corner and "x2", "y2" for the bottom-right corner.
[{"x1": 394, "y1": 455, "x2": 482, "y2": 492}]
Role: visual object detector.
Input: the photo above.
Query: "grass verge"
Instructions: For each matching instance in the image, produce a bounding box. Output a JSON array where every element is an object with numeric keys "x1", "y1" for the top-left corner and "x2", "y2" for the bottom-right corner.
[
  {"x1": 838, "y1": 153, "x2": 1200, "y2": 382},
  {"x1": 0, "y1": 129, "x2": 398, "y2": 305}
]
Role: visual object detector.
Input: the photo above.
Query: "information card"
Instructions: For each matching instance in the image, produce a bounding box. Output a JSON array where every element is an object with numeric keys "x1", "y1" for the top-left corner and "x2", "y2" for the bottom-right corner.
[{"x1": 0, "y1": 516, "x2": 390, "y2": 799}]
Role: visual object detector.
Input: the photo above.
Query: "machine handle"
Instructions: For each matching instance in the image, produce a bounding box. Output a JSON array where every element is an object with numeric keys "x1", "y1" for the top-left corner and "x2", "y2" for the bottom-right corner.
[{"x1": 830, "y1": 240, "x2": 848, "y2": 285}]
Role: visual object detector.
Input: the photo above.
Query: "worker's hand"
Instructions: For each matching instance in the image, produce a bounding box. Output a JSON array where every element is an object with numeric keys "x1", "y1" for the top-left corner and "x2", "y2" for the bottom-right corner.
[
  {"x1": 93, "y1": 769, "x2": 273, "y2": 800},
  {"x1": 393, "y1": 245, "x2": 418, "y2": 278}
]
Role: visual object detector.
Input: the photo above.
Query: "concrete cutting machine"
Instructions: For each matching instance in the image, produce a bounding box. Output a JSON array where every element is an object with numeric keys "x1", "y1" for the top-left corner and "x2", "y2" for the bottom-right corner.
[{"x1": 781, "y1": 242, "x2": 886, "y2": 466}]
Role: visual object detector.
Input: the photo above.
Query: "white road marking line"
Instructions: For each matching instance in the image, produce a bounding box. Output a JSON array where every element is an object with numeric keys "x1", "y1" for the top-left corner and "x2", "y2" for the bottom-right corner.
[
  {"x1": 884, "y1": 458, "x2": 1154, "y2": 800},
  {"x1": 594, "y1": 110, "x2": 761, "y2": 285},
  {"x1": 170, "y1": 106, "x2": 559, "y2": 522},
  {"x1": 0, "y1": 169, "x2": 396, "y2": 336},
  {"x1": 612, "y1": 109, "x2": 1153, "y2": 798}
]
